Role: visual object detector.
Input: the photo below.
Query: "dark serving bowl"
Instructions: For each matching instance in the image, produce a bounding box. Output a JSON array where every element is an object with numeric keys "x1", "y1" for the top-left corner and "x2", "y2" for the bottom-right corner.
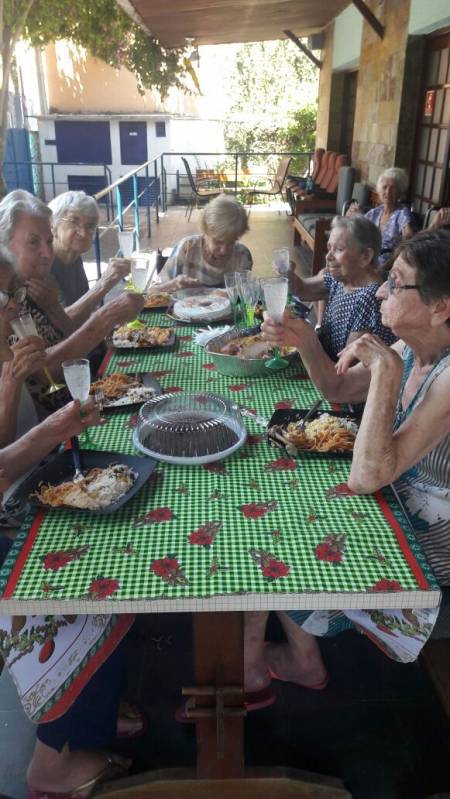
[{"x1": 6, "y1": 450, "x2": 156, "y2": 515}]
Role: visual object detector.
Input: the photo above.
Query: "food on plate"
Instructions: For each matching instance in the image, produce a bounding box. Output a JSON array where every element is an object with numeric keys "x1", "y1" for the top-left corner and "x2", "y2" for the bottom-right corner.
[
  {"x1": 90, "y1": 373, "x2": 157, "y2": 406},
  {"x1": 219, "y1": 333, "x2": 295, "y2": 360},
  {"x1": 112, "y1": 325, "x2": 173, "y2": 348},
  {"x1": 33, "y1": 464, "x2": 137, "y2": 510},
  {"x1": 143, "y1": 292, "x2": 171, "y2": 309},
  {"x1": 283, "y1": 413, "x2": 357, "y2": 452},
  {"x1": 173, "y1": 293, "x2": 231, "y2": 321}
]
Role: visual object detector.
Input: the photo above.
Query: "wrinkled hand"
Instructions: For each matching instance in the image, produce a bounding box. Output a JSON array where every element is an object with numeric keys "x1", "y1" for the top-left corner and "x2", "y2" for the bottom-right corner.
[
  {"x1": 261, "y1": 309, "x2": 313, "y2": 349},
  {"x1": 7, "y1": 336, "x2": 47, "y2": 381},
  {"x1": 429, "y1": 207, "x2": 450, "y2": 231},
  {"x1": 176, "y1": 276, "x2": 201, "y2": 289},
  {"x1": 345, "y1": 202, "x2": 362, "y2": 218},
  {"x1": 25, "y1": 276, "x2": 59, "y2": 311},
  {"x1": 336, "y1": 334, "x2": 402, "y2": 375},
  {"x1": 102, "y1": 258, "x2": 131, "y2": 290},
  {"x1": 40, "y1": 398, "x2": 104, "y2": 441},
  {"x1": 109, "y1": 290, "x2": 145, "y2": 324}
]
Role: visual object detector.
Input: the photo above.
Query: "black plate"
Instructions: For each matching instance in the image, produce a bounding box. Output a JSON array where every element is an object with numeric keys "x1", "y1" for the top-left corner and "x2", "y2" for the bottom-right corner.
[
  {"x1": 7, "y1": 450, "x2": 156, "y2": 515},
  {"x1": 267, "y1": 408, "x2": 360, "y2": 459},
  {"x1": 91, "y1": 373, "x2": 162, "y2": 409},
  {"x1": 110, "y1": 327, "x2": 176, "y2": 350}
]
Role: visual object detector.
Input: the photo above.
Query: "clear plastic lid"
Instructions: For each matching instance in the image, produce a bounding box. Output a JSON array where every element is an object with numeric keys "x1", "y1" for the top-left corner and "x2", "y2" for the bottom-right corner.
[{"x1": 133, "y1": 392, "x2": 247, "y2": 464}]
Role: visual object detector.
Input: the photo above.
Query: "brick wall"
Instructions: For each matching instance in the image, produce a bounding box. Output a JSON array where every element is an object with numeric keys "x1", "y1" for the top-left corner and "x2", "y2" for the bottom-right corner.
[{"x1": 351, "y1": 0, "x2": 412, "y2": 184}]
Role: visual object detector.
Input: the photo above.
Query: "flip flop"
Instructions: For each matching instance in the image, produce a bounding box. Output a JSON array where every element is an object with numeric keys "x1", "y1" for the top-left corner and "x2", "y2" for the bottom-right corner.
[
  {"x1": 116, "y1": 701, "x2": 147, "y2": 740},
  {"x1": 266, "y1": 663, "x2": 330, "y2": 690},
  {"x1": 28, "y1": 752, "x2": 131, "y2": 799},
  {"x1": 175, "y1": 683, "x2": 276, "y2": 723}
]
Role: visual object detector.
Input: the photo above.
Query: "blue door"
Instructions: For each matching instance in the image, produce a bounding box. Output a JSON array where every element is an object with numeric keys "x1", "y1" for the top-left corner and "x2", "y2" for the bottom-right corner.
[
  {"x1": 119, "y1": 121, "x2": 148, "y2": 165},
  {"x1": 55, "y1": 121, "x2": 112, "y2": 164}
]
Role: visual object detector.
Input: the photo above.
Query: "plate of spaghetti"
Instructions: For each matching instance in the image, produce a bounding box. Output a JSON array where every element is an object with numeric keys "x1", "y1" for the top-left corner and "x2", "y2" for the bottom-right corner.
[
  {"x1": 268, "y1": 409, "x2": 359, "y2": 458},
  {"x1": 90, "y1": 372, "x2": 161, "y2": 408}
]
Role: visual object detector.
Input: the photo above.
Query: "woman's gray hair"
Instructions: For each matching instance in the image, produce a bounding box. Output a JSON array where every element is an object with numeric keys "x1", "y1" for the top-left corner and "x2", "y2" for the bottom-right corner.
[
  {"x1": 201, "y1": 195, "x2": 249, "y2": 242},
  {"x1": 0, "y1": 190, "x2": 52, "y2": 245},
  {"x1": 331, "y1": 215, "x2": 381, "y2": 264},
  {"x1": 0, "y1": 243, "x2": 16, "y2": 272},
  {"x1": 376, "y1": 167, "x2": 409, "y2": 199},
  {"x1": 48, "y1": 191, "x2": 100, "y2": 228}
]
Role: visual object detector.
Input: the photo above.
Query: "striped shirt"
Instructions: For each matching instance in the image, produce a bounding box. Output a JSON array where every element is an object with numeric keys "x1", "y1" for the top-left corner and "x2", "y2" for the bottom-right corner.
[{"x1": 158, "y1": 235, "x2": 252, "y2": 287}]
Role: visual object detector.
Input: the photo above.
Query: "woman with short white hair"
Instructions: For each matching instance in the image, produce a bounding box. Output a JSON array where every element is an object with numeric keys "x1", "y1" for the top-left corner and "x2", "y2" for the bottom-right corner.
[
  {"x1": 348, "y1": 167, "x2": 416, "y2": 264},
  {"x1": 49, "y1": 190, "x2": 130, "y2": 324},
  {"x1": 157, "y1": 194, "x2": 252, "y2": 290}
]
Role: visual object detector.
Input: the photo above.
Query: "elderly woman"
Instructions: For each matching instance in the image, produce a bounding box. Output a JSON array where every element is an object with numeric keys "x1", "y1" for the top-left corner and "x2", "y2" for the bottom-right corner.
[
  {"x1": 157, "y1": 194, "x2": 252, "y2": 290},
  {"x1": 0, "y1": 190, "x2": 143, "y2": 415},
  {"x1": 49, "y1": 190, "x2": 130, "y2": 323},
  {"x1": 348, "y1": 167, "x2": 416, "y2": 265},
  {"x1": 283, "y1": 215, "x2": 396, "y2": 362},
  {"x1": 246, "y1": 231, "x2": 450, "y2": 704}
]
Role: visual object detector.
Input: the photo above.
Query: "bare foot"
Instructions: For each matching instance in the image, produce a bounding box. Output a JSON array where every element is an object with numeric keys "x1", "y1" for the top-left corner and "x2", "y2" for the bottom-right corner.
[
  {"x1": 27, "y1": 744, "x2": 130, "y2": 797},
  {"x1": 264, "y1": 642, "x2": 327, "y2": 687},
  {"x1": 116, "y1": 699, "x2": 145, "y2": 737}
]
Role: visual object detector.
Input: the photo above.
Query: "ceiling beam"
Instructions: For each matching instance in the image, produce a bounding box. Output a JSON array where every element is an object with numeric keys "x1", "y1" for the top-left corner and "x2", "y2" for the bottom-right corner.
[
  {"x1": 351, "y1": 0, "x2": 384, "y2": 39},
  {"x1": 283, "y1": 29, "x2": 322, "y2": 69}
]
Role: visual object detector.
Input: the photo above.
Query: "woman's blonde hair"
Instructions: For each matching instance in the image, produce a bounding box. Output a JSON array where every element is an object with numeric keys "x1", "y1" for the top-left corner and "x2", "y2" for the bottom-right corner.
[{"x1": 201, "y1": 195, "x2": 249, "y2": 242}]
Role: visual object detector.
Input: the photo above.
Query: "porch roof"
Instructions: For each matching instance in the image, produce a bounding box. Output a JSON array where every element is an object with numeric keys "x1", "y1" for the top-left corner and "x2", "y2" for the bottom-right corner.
[{"x1": 115, "y1": 0, "x2": 350, "y2": 46}]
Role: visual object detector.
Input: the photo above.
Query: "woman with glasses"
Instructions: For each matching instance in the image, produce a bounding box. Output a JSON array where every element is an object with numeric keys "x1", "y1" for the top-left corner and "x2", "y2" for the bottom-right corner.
[
  {"x1": 49, "y1": 191, "x2": 130, "y2": 324},
  {"x1": 245, "y1": 231, "x2": 450, "y2": 703}
]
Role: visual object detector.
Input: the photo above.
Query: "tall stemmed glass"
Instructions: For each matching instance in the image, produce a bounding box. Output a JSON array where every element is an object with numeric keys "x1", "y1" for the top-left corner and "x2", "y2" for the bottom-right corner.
[
  {"x1": 241, "y1": 278, "x2": 261, "y2": 326},
  {"x1": 224, "y1": 272, "x2": 240, "y2": 326},
  {"x1": 235, "y1": 272, "x2": 250, "y2": 327},
  {"x1": 62, "y1": 359, "x2": 93, "y2": 445},
  {"x1": 262, "y1": 277, "x2": 289, "y2": 371},
  {"x1": 10, "y1": 314, "x2": 64, "y2": 394},
  {"x1": 126, "y1": 254, "x2": 149, "y2": 330},
  {"x1": 118, "y1": 228, "x2": 134, "y2": 258},
  {"x1": 272, "y1": 248, "x2": 292, "y2": 303}
]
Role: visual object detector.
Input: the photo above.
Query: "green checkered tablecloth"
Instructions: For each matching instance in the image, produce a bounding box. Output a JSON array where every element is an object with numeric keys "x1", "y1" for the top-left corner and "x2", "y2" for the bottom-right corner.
[{"x1": 0, "y1": 322, "x2": 440, "y2": 613}]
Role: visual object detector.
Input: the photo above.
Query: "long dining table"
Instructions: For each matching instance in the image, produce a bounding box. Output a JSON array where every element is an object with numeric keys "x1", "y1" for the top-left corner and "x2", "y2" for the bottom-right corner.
[{"x1": 0, "y1": 310, "x2": 441, "y2": 797}]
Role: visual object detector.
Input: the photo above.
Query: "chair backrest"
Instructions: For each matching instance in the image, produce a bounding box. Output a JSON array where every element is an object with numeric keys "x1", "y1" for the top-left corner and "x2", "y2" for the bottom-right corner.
[
  {"x1": 325, "y1": 154, "x2": 350, "y2": 194},
  {"x1": 423, "y1": 206, "x2": 440, "y2": 230},
  {"x1": 181, "y1": 157, "x2": 197, "y2": 193},
  {"x1": 315, "y1": 150, "x2": 331, "y2": 185},
  {"x1": 273, "y1": 156, "x2": 292, "y2": 190},
  {"x1": 319, "y1": 152, "x2": 338, "y2": 190},
  {"x1": 336, "y1": 166, "x2": 355, "y2": 215},
  {"x1": 311, "y1": 148, "x2": 325, "y2": 182}
]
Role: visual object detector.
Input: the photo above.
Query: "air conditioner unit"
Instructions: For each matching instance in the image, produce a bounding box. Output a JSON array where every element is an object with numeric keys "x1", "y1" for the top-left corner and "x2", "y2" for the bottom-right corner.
[{"x1": 308, "y1": 33, "x2": 325, "y2": 50}]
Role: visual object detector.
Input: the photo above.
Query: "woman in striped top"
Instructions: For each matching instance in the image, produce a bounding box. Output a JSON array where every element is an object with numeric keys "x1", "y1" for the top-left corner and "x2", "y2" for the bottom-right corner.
[
  {"x1": 244, "y1": 231, "x2": 450, "y2": 705},
  {"x1": 156, "y1": 194, "x2": 252, "y2": 290}
]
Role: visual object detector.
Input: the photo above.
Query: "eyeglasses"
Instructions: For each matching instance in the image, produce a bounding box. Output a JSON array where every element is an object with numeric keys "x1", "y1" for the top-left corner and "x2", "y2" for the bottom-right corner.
[
  {"x1": 0, "y1": 286, "x2": 26, "y2": 309},
  {"x1": 61, "y1": 217, "x2": 97, "y2": 234},
  {"x1": 386, "y1": 272, "x2": 419, "y2": 295}
]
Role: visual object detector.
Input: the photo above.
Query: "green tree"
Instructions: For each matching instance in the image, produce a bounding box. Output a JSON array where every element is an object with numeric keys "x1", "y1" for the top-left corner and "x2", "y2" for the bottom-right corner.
[{"x1": 0, "y1": 0, "x2": 190, "y2": 194}]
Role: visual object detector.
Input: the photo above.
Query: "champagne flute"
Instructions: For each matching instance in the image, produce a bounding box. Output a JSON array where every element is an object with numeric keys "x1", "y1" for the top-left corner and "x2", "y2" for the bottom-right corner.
[
  {"x1": 272, "y1": 248, "x2": 293, "y2": 303},
  {"x1": 235, "y1": 272, "x2": 250, "y2": 327},
  {"x1": 10, "y1": 314, "x2": 65, "y2": 394},
  {"x1": 62, "y1": 359, "x2": 93, "y2": 446},
  {"x1": 262, "y1": 277, "x2": 289, "y2": 371},
  {"x1": 126, "y1": 255, "x2": 149, "y2": 330},
  {"x1": 241, "y1": 278, "x2": 261, "y2": 326},
  {"x1": 118, "y1": 228, "x2": 134, "y2": 258},
  {"x1": 224, "y1": 272, "x2": 240, "y2": 326}
]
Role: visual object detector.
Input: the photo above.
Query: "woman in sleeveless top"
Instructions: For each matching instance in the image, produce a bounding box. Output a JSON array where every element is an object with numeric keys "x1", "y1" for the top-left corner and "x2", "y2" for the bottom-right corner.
[{"x1": 245, "y1": 231, "x2": 450, "y2": 703}]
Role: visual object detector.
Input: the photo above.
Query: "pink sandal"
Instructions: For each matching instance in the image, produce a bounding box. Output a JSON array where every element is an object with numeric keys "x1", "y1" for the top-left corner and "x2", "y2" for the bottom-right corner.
[{"x1": 27, "y1": 752, "x2": 130, "y2": 799}]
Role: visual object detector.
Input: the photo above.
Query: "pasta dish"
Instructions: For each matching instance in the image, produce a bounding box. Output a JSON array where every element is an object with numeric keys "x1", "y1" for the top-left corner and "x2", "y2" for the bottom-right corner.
[
  {"x1": 284, "y1": 413, "x2": 357, "y2": 452},
  {"x1": 112, "y1": 326, "x2": 173, "y2": 348},
  {"x1": 33, "y1": 464, "x2": 137, "y2": 510},
  {"x1": 90, "y1": 373, "x2": 157, "y2": 406}
]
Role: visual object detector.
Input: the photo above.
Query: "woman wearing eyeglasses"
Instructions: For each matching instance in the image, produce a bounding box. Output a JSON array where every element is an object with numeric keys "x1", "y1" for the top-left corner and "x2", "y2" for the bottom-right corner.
[
  {"x1": 245, "y1": 231, "x2": 450, "y2": 701},
  {"x1": 49, "y1": 191, "x2": 130, "y2": 324}
]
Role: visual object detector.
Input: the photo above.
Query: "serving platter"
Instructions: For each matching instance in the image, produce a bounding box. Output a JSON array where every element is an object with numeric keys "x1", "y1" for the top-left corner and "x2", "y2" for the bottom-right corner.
[
  {"x1": 7, "y1": 450, "x2": 156, "y2": 515},
  {"x1": 90, "y1": 373, "x2": 162, "y2": 409},
  {"x1": 110, "y1": 326, "x2": 176, "y2": 350},
  {"x1": 205, "y1": 325, "x2": 298, "y2": 377},
  {"x1": 267, "y1": 408, "x2": 360, "y2": 459},
  {"x1": 166, "y1": 287, "x2": 232, "y2": 324}
]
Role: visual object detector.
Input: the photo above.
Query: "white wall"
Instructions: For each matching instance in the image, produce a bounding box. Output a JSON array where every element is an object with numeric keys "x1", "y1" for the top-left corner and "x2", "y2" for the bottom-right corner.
[
  {"x1": 332, "y1": 5, "x2": 363, "y2": 71},
  {"x1": 409, "y1": 0, "x2": 450, "y2": 35}
]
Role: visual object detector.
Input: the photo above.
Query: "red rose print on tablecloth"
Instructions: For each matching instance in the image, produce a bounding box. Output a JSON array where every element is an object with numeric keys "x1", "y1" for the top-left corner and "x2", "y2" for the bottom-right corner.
[
  {"x1": 264, "y1": 457, "x2": 297, "y2": 472},
  {"x1": 148, "y1": 369, "x2": 175, "y2": 378},
  {"x1": 202, "y1": 362, "x2": 217, "y2": 371},
  {"x1": 249, "y1": 548, "x2": 290, "y2": 581},
  {"x1": 179, "y1": 334, "x2": 192, "y2": 341},
  {"x1": 176, "y1": 351, "x2": 194, "y2": 358},
  {"x1": 163, "y1": 386, "x2": 183, "y2": 393},
  {"x1": 150, "y1": 555, "x2": 188, "y2": 585},
  {"x1": 228, "y1": 383, "x2": 250, "y2": 392},
  {"x1": 240, "y1": 500, "x2": 278, "y2": 519},
  {"x1": 125, "y1": 414, "x2": 139, "y2": 429},
  {"x1": 203, "y1": 462, "x2": 228, "y2": 475},
  {"x1": 369, "y1": 579, "x2": 404, "y2": 592},
  {"x1": 274, "y1": 399, "x2": 294, "y2": 410},
  {"x1": 42, "y1": 545, "x2": 89, "y2": 571},
  {"x1": 315, "y1": 533, "x2": 346, "y2": 564},
  {"x1": 325, "y1": 483, "x2": 355, "y2": 500},
  {"x1": 88, "y1": 577, "x2": 120, "y2": 599},
  {"x1": 247, "y1": 434, "x2": 264, "y2": 445},
  {"x1": 188, "y1": 521, "x2": 222, "y2": 548},
  {"x1": 289, "y1": 373, "x2": 310, "y2": 381},
  {"x1": 134, "y1": 507, "x2": 175, "y2": 526}
]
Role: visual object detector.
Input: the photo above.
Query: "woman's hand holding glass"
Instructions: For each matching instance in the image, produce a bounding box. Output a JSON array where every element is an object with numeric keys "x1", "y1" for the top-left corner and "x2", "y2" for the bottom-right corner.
[
  {"x1": 62, "y1": 358, "x2": 94, "y2": 445},
  {"x1": 261, "y1": 277, "x2": 289, "y2": 370},
  {"x1": 9, "y1": 315, "x2": 64, "y2": 394}
]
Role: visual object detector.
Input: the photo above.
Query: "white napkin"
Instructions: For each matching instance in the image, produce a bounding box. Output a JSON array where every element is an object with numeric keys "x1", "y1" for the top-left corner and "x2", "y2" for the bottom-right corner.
[{"x1": 192, "y1": 326, "x2": 232, "y2": 346}]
